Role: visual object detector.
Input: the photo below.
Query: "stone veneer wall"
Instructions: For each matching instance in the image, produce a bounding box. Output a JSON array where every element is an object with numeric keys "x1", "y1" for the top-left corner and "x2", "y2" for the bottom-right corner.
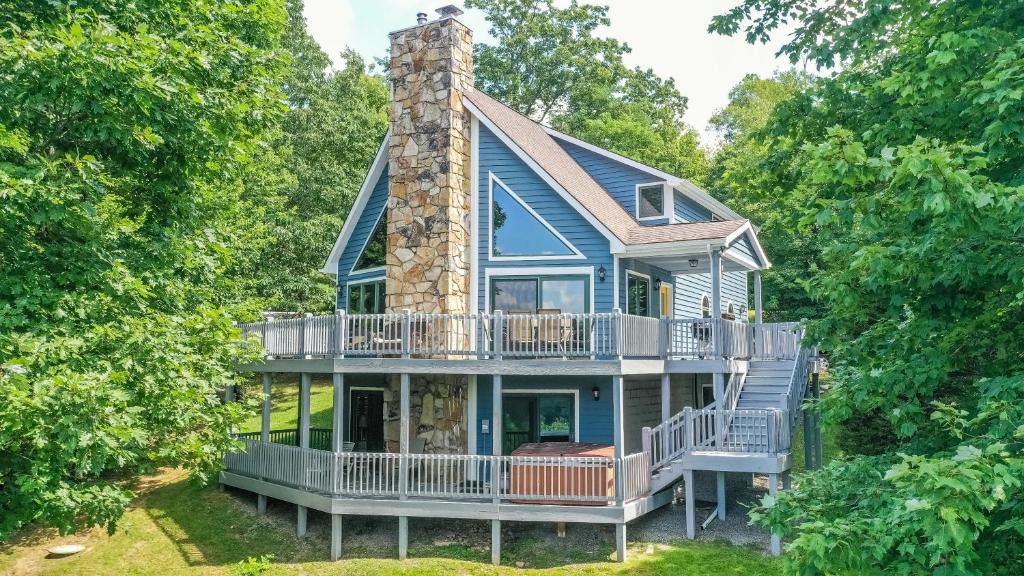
[
  {"x1": 385, "y1": 17, "x2": 474, "y2": 314},
  {"x1": 381, "y1": 374, "x2": 469, "y2": 454}
]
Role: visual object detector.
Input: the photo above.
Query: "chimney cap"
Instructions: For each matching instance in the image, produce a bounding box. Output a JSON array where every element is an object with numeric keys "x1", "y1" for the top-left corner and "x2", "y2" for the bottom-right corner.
[{"x1": 435, "y1": 4, "x2": 465, "y2": 18}]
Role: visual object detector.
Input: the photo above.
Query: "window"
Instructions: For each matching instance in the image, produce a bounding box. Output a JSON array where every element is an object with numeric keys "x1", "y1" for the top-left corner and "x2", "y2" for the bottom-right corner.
[
  {"x1": 701, "y1": 294, "x2": 711, "y2": 318},
  {"x1": 637, "y1": 183, "x2": 668, "y2": 219},
  {"x1": 724, "y1": 302, "x2": 736, "y2": 320},
  {"x1": 491, "y1": 179, "x2": 577, "y2": 258},
  {"x1": 353, "y1": 211, "x2": 387, "y2": 271},
  {"x1": 490, "y1": 276, "x2": 589, "y2": 314},
  {"x1": 348, "y1": 280, "x2": 385, "y2": 314},
  {"x1": 626, "y1": 272, "x2": 650, "y2": 316}
]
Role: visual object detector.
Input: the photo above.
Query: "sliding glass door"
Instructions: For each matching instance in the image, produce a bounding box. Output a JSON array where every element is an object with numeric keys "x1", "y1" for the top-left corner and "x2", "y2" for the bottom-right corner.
[{"x1": 490, "y1": 275, "x2": 589, "y2": 314}]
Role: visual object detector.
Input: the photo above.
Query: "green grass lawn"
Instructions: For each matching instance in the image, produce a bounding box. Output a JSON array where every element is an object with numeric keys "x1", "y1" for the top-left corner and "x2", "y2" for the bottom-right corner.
[
  {"x1": 238, "y1": 376, "x2": 335, "y2": 433},
  {"x1": 0, "y1": 469, "x2": 784, "y2": 576}
]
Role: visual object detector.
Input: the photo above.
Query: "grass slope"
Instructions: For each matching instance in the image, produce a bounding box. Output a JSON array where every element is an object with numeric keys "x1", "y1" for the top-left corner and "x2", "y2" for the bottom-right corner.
[{"x1": 0, "y1": 469, "x2": 782, "y2": 576}]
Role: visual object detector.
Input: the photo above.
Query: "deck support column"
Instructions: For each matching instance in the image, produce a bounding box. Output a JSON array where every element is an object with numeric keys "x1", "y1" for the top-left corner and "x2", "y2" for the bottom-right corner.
[
  {"x1": 331, "y1": 373, "x2": 345, "y2": 452},
  {"x1": 683, "y1": 469, "x2": 695, "y2": 539},
  {"x1": 712, "y1": 372, "x2": 726, "y2": 448},
  {"x1": 491, "y1": 519, "x2": 501, "y2": 565},
  {"x1": 398, "y1": 515, "x2": 408, "y2": 560},
  {"x1": 753, "y1": 270, "x2": 763, "y2": 324},
  {"x1": 710, "y1": 249, "x2": 723, "y2": 355},
  {"x1": 612, "y1": 376, "x2": 624, "y2": 505},
  {"x1": 330, "y1": 514, "x2": 343, "y2": 561},
  {"x1": 492, "y1": 374, "x2": 503, "y2": 496},
  {"x1": 615, "y1": 523, "x2": 627, "y2": 562},
  {"x1": 717, "y1": 471, "x2": 726, "y2": 520},
  {"x1": 769, "y1": 472, "x2": 781, "y2": 555},
  {"x1": 297, "y1": 372, "x2": 311, "y2": 537},
  {"x1": 260, "y1": 373, "x2": 272, "y2": 443},
  {"x1": 297, "y1": 506, "x2": 307, "y2": 537},
  {"x1": 257, "y1": 494, "x2": 267, "y2": 514},
  {"x1": 660, "y1": 373, "x2": 671, "y2": 422}
]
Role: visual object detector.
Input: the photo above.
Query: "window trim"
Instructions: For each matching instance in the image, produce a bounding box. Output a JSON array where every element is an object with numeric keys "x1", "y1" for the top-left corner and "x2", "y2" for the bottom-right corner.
[
  {"x1": 503, "y1": 388, "x2": 581, "y2": 444},
  {"x1": 483, "y1": 266, "x2": 595, "y2": 314},
  {"x1": 635, "y1": 182, "x2": 671, "y2": 221},
  {"x1": 488, "y1": 172, "x2": 585, "y2": 261},
  {"x1": 488, "y1": 274, "x2": 592, "y2": 314},
  {"x1": 349, "y1": 207, "x2": 387, "y2": 275},
  {"x1": 625, "y1": 270, "x2": 652, "y2": 316}
]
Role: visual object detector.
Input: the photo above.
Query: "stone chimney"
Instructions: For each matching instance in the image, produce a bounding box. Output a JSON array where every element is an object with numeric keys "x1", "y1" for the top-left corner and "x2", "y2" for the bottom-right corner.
[{"x1": 385, "y1": 7, "x2": 474, "y2": 314}]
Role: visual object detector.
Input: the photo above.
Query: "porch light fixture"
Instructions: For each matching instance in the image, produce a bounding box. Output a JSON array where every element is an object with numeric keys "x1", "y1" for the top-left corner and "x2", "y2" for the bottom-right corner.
[
  {"x1": 688, "y1": 258, "x2": 699, "y2": 268},
  {"x1": 592, "y1": 385, "x2": 601, "y2": 401},
  {"x1": 597, "y1": 265, "x2": 607, "y2": 282}
]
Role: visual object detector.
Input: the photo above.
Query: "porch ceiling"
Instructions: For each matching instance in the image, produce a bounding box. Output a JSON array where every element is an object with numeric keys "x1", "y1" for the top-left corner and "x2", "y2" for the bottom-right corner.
[{"x1": 635, "y1": 253, "x2": 754, "y2": 275}]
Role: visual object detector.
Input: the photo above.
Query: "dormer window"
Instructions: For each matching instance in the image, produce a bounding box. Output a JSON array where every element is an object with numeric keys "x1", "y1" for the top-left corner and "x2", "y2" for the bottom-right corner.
[{"x1": 636, "y1": 182, "x2": 670, "y2": 220}]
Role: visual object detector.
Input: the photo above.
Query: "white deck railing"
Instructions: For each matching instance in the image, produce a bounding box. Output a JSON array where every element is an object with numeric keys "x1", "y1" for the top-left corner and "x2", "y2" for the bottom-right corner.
[
  {"x1": 226, "y1": 438, "x2": 653, "y2": 505},
  {"x1": 239, "y1": 312, "x2": 801, "y2": 362},
  {"x1": 643, "y1": 406, "x2": 791, "y2": 471}
]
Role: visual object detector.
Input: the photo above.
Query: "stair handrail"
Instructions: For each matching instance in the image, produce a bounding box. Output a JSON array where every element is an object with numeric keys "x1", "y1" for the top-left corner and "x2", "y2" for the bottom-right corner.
[
  {"x1": 717, "y1": 371, "x2": 747, "y2": 449},
  {"x1": 645, "y1": 408, "x2": 691, "y2": 471},
  {"x1": 784, "y1": 326, "x2": 812, "y2": 428}
]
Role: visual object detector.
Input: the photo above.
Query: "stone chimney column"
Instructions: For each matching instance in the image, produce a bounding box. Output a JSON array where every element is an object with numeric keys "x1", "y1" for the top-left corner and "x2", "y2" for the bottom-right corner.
[{"x1": 386, "y1": 13, "x2": 474, "y2": 315}]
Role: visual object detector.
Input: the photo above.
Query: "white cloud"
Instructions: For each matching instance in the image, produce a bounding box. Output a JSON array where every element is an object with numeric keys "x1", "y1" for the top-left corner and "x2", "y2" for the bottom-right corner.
[
  {"x1": 303, "y1": 1, "x2": 799, "y2": 143},
  {"x1": 302, "y1": 0, "x2": 355, "y2": 66}
]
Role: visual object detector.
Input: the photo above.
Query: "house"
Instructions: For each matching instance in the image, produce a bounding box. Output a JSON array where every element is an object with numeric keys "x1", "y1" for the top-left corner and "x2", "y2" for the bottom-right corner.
[{"x1": 223, "y1": 5, "x2": 822, "y2": 565}]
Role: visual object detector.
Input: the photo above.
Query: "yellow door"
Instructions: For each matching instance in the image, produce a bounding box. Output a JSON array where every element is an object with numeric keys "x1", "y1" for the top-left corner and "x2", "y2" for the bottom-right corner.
[{"x1": 659, "y1": 284, "x2": 672, "y2": 318}]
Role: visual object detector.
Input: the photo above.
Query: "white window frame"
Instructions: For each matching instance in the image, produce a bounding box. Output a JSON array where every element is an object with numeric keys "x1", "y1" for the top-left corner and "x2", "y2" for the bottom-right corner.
[
  {"x1": 700, "y1": 293, "x2": 711, "y2": 319},
  {"x1": 483, "y1": 266, "x2": 595, "y2": 315},
  {"x1": 488, "y1": 172, "x2": 584, "y2": 261},
  {"x1": 503, "y1": 388, "x2": 581, "y2": 443},
  {"x1": 349, "y1": 207, "x2": 387, "y2": 276},
  {"x1": 625, "y1": 270, "x2": 652, "y2": 316},
  {"x1": 635, "y1": 182, "x2": 671, "y2": 221}
]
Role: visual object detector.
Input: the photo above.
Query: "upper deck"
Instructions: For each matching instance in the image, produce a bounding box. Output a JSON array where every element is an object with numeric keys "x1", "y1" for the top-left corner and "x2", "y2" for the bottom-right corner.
[{"x1": 237, "y1": 311, "x2": 799, "y2": 374}]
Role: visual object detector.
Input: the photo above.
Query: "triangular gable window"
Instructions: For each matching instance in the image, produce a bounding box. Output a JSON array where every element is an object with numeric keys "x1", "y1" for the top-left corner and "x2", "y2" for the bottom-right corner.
[
  {"x1": 490, "y1": 176, "x2": 580, "y2": 259},
  {"x1": 353, "y1": 210, "x2": 387, "y2": 271}
]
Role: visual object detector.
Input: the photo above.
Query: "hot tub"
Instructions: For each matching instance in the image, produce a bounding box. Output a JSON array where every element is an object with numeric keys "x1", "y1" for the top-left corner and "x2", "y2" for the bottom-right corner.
[{"x1": 509, "y1": 442, "x2": 615, "y2": 506}]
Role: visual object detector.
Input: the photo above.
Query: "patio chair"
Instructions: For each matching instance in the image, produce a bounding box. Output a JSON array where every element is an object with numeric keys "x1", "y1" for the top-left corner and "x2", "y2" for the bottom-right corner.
[{"x1": 506, "y1": 312, "x2": 535, "y2": 353}]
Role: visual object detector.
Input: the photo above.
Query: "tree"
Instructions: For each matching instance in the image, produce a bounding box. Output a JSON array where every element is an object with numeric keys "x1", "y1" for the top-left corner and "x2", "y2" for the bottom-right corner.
[
  {"x1": 0, "y1": 0, "x2": 285, "y2": 538},
  {"x1": 708, "y1": 71, "x2": 817, "y2": 321},
  {"x1": 712, "y1": 1, "x2": 1024, "y2": 573},
  {"x1": 235, "y1": 0, "x2": 388, "y2": 313},
  {"x1": 468, "y1": 0, "x2": 709, "y2": 184}
]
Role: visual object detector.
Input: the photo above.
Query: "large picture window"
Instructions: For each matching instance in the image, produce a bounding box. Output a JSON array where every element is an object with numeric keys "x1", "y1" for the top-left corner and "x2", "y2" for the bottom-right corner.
[
  {"x1": 626, "y1": 272, "x2": 650, "y2": 316},
  {"x1": 490, "y1": 276, "x2": 589, "y2": 314},
  {"x1": 490, "y1": 178, "x2": 578, "y2": 258},
  {"x1": 347, "y1": 279, "x2": 385, "y2": 314}
]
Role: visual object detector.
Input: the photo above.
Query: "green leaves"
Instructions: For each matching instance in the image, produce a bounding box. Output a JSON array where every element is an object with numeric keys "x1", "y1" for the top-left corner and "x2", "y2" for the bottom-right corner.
[{"x1": 0, "y1": 0, "x2": 284, "y2": 539}]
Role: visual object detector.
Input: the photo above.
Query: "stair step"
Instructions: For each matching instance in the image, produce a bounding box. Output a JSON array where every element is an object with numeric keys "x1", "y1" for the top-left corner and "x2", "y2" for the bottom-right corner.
[
  {"x1": 742, "y1": 384, "x2": 790, "y2": 393},
  {"x1": 744, "y1": 377, "x2": 791, "y2": 386},
  {"x1": 748, "y1": 363, "x2": 794, "y2": 371}
]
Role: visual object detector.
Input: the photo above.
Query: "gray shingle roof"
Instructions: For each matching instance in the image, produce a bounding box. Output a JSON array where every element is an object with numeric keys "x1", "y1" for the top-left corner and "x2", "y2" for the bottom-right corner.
[{"x1": 463, "y1": 89, "x2": 747, "y2": 247}]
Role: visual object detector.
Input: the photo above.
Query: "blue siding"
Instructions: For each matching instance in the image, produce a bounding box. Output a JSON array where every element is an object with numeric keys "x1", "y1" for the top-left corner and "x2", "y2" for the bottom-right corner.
[
  {"x1": 478, "y1": 125, "x2": 614, "y2": 312},
  {"x1": 618, "y1": 258, "x2": 674, "y2": 317},
  {"x1": 673, "y1": 191, "x2": 713, "y2": 223},
  {"x1": 727, "y1": 233, "x2": 762, "y2": 267},
  {"x1": 674, "y1": 271, "x2": 749, "y2": 321},
  {"x1": 556, "y1": 139, "x2": 655, "y2": 219},
  {"x1": 336, "y1": 165, "x2": 389, "y2": 309},
  {"x1": 475, "y1": 376, "x2": 614, "y2": 454}
]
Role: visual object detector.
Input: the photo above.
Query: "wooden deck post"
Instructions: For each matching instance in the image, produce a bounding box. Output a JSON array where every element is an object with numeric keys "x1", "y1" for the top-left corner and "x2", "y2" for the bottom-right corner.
[
  {"x1": 490, "y1": 519, "x2": 501, "y2": 565},
  {"x1": 683, "y1": 468, "x2": 695, "y2": 539},
  {"x1": 492, "y1": 374, "x2": 503, "y2": 502},
  {"x1": 710, "y1": 250, "x2": 722, "y2": 356},
  {"x1": 660, "y1": 373, "x2": 671, "y2": 462},
  {"x1": 260, "y1": 373, "x2": 272, "y2": 443},
  {"x1": 257, "y1": 494, "x2": 267, "y2": 514},
  {"x1": 712, "y1": 373, "x2": 726, "y2": 448},
  {"x1": 753, "y1": 270, "x2": 763, "y2": 325},
  {"x1": 769, "y1": 473, "x2": 781, "y2": 555},
  {"x1": 615, "y1": 523, "x2": 627, "y2": 562},
  {"x1": 398, "y1": 515, "x2": 408, "y2": 560},
  {"x1": 331, "y1": 373, "x2": 345, "y2": 452},
  {"x1": 612, "y1": 376, "x2": 624, "y2": 505},
  {"x1": 330, "y1": 514, "x2": 343, "y2": 561},
  {"x1": 297, "y1": 372, "x2": 311, "y2": 537},
  {"x1": 717, "y1": 471, "x2": 726, "y2": 520}
]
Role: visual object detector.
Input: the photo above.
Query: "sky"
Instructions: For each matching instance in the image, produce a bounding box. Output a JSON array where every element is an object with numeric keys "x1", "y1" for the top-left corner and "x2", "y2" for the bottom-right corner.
[{"x1": 302, "y1": 0, "x2": 799, "y2": 145}]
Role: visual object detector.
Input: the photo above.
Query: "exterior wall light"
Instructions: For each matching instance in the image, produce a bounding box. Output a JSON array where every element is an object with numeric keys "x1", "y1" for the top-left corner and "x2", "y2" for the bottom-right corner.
[
  {"x1": 592, "y1": 385, "x2": 601, "y2": 401},
  {"x1": 597, "y1": 265, "x2": 607, "y2": 282},
  {"x1": 688, "y1": 258, "x2": 699, "y2": 268}
]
